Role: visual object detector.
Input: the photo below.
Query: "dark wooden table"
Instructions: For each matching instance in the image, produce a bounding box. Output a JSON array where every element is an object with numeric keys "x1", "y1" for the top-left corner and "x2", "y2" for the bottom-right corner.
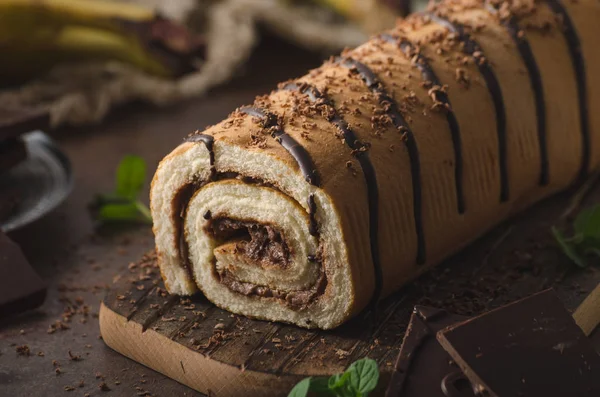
[{"x1": 1, "y1": 35, "x2": 599, "y2": 397}]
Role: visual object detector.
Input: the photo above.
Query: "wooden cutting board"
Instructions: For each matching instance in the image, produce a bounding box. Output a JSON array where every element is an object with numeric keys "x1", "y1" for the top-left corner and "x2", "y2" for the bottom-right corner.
[
  {"x1": 100, "y1": 232, "x2": 599, "y2": 397},
  {"x1": 99, "y1": 253, "x2": 403, "y2": 397}
]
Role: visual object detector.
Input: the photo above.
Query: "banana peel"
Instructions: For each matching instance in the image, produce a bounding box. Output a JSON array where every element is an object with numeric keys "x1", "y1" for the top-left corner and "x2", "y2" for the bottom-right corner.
[{"x1": 0, "y1": 0, "x2": 205, "y2": 82}]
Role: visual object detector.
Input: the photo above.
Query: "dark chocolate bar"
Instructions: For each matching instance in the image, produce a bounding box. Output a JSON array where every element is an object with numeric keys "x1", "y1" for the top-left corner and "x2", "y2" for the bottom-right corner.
[
  {"x1": 0, "y1": 186, "x2": 19, "y2": 223},
  {"x1": 437, "y1": 289, "x2": 600, "y2": 397},
  {"x1": 386, "y1": 306, "x2": 475, "y2": 397},
  {"x1": 0, "y1": 232, "x2": 46, "y2": 318}
]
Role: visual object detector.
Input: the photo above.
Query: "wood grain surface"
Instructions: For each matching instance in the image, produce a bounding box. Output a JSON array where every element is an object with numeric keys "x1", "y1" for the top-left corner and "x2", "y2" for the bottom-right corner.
[{"x1": 101, "y1": 227, "x2": 600, "y2": 397}]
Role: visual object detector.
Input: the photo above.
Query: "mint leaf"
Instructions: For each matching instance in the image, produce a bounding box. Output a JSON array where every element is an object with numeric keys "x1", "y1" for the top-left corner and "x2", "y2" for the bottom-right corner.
[
  {"x1": 91, "y1": 155, "x2": 152, "y2": 225},
  {"x1": 93, "y1": 194, "x2": 132, "y2": 207},
  {"x1": 288, "y1": 359, "x2": 380, "y2": 397},
  {"x1": 574, "y1": 206, "x2": 600, "y2": 240},
  {"x1": 309, "y1": 377, "x2": 333, "y2": 395},
  {"x1": 135, "y1": 200, "x2": 153, "y2": 223},
  {"x1": 97, "y1": 203, "x2": 152, "y2": 224},
  {"x1": 116, "y1": 155, "x2": 146, "y2": 200},
  {"x1": 99, "y1": 203, "x2": 140, "y2": 221},
  {"x1": 551, "y1": 204, "x2": 600, "y2": 268},
  {"x1": 347, "y1": 358, "x2": 379, "y2": 396},
  {"x1": 288, "y1": 376, "x2": 335, "y2": 397},
  {"x1": 552, "y1": 227, "x2": 587, "y2": 268},
  {"x1": 288, "y1": 378, "x2": 311, "y2": 397},
  {"x1": 583, "y1": 246, "x2": 600, "y2": 258},
  {"x1": 328, "y1": 372, "x2": 351, "y2": 391}
]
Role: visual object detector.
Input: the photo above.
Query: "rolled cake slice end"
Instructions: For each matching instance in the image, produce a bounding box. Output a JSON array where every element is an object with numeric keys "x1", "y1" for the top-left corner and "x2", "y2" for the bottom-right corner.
[{"x1": 151, "y1": 140, "x2": 362, "y2": 329}]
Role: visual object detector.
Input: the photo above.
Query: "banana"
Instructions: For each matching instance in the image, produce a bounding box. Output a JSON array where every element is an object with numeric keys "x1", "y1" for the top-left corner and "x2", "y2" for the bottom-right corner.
[{"x1": 0, "y1": 0, "x2": 204, "y2": 82}]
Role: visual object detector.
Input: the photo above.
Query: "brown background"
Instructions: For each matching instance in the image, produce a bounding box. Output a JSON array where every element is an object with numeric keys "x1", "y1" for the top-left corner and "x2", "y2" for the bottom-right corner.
[{"x1": 1, "y1": 35, "x2": 599, "y2": 397}]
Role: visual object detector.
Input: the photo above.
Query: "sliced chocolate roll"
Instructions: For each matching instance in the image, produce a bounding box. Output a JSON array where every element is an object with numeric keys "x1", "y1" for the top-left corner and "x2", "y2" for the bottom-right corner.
[{"x1": 151, "y1": 0, "x2": 600, "y2": 329}]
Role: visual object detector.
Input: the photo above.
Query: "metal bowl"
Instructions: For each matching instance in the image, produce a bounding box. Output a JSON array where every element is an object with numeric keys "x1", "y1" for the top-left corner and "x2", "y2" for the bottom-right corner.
[{"x1": 0, "y1": 132, "x2": 73, "y2": 232}]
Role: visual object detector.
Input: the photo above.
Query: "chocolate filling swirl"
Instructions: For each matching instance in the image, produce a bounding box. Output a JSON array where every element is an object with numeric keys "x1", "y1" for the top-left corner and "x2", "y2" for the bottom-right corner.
[{"x1": 181, "y1": 109, "x2": 325, "y2": 310}]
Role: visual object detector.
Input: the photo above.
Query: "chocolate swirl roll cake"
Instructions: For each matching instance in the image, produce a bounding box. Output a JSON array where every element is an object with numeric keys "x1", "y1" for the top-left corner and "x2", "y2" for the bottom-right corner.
[{"x1": 151, "y1": 0, "x2": 600, "y2": 329}]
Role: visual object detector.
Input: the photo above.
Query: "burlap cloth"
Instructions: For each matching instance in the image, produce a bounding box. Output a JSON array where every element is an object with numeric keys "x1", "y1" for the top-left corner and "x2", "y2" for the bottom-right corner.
[{"x1": 0, "y1": 0, "x2": 425, "y2": 129}]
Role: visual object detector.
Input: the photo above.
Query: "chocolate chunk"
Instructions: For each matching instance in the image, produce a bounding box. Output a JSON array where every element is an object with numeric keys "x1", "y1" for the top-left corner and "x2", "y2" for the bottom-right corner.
[
  {"x1": 386, "y1": 306, "x2": 475, "y2": 397},
  {"x1": 437, "y1": 290, "x2": 600, "y2": 397},
  {"x1": 0, "y1": 232, "x2": 46, "y2": 318}
]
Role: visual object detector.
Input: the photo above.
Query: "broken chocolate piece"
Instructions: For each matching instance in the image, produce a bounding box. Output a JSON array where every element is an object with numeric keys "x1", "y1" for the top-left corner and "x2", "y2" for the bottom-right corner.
[
  {"x1": 0, "y1": 231, "x2": 46, "y2": 318},
  {"x1": 385, "y1": 306, "x2": 475, "y2": 397},
  {"x1": 0, "y1": 185, "x2": 20, "y2": 223},
  {"x1": 437, "y1": 289, "x2": 600, "y2": 397}
]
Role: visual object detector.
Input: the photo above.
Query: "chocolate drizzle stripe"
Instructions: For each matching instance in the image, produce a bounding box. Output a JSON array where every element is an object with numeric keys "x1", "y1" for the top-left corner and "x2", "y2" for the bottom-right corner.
[
  {"x1": 381, "y1": 33, "x2": 466, "y2": 214},
  {"x1": 307, "y1": 194, "x2": 318, "y2": 237},
  {"x1": 179, "y1": 133, "x2": 217, "y2": 283},
  {"x1": 428, "y1": 14, "x2": 510, "y2": 203},
  {"x1": 546, "y1": 0, "x2": 590, "y2": 177},
  {"x1": 282, "y1": 82, "x2": 383, "y2": 304},
  {"x1": 338, "y1": 57, "x2": 426, "y2": 265},
  {"x1": 486, "y1": 5, "x2": 549, "y2": 186},
  {"x1": 239, "y1": 106, "x2": 321, "y2": 187},
  {"x1": 185, "y1": 133, "x2": 216, "y2": 180}
]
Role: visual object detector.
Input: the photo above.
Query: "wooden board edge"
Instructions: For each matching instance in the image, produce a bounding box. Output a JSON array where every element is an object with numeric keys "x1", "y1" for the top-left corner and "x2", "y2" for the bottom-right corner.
[
  {"x1": 99, "y1": 302, "x2": 303, "y2": 397},
  {"x1": 573, "y1": 282, "x2": 600, "y2": 336}
]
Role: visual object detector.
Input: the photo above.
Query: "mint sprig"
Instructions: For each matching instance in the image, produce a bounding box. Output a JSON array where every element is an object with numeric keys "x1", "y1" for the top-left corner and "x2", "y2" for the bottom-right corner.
[
  {"x1": 91, "y1": 155, "x2": 152, "y2": 225},
  {"x1": 552, "y1": 205, "x2": 600, "y2": 268},
  {"x1": 288, "y1": 358, "x2": 379, "y2": 397}
]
